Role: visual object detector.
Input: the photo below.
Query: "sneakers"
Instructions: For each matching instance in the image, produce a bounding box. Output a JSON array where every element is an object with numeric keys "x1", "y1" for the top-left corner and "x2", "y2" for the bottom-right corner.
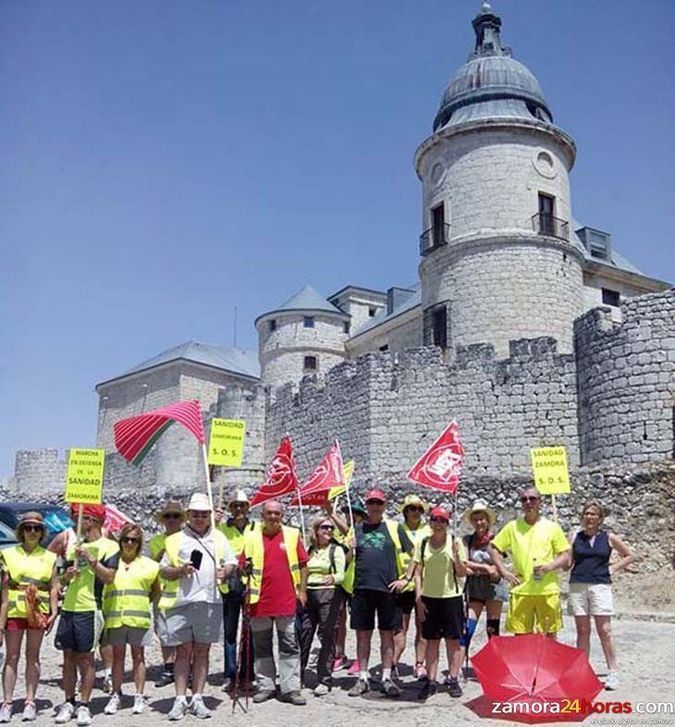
[
  {"x1": 76, "y1": 705, "x2": 92, "y2": 726},
  {"x1": 445, "y1": 676, "x2": 463, "y2": 698},
  {"x1": 604, "y1": 672, "x2": 620, "y2": 690},
  {"x1": 280, "y1": 691, "x2": 306, "y2": 706},
  {"x1": 0, "y1": 703, "x2": 11, "y2": 723},
  {"x1": 22, "y1": 702, "x2": 36, "y2": 722},
  {"x1": 347, "y1": 660, "x2": 360, "y2": 675},
  {"x1": 348, "y1": 679, "x2": 369, "y2": 697},
  {"x1": 417, "y1": 681, "x2": 437, "y2": 701},
  {"x1": 332, "y1": 655, "x2": 347, "y2": 672},
  {"x1": 415, "y1": 662, "x2": 428, "y2": 681},
  {"x1": 189, "y1": 696, "x2": 212, "y2": 719},
  {"x1": 103, "y1": 693, "x2": 120, "y2": 715},
  {"x1": 313, "y1": 683, "x2": 330, "y2": 697},
  {"x1": 132, "y1": 695, "x2": 145, "y2": 715},
  {"x1": 155, "y1": 671, "x2": 174, "y2": 688},
  {"x1": 168, "y1": 698, "x2": 188, "y2": 722},
  {"x1": 55, "y1": 703, "x2": 75, "y2": 724},
  {"x1": 381, "y1": 678, "x2": 401, "y2": 699},
  {"x1": 252, "y1": 689, "x2": 276, "y2": 704},
  {"x1": 101, "y1": 674, "x2": 113, "y2": 694}
]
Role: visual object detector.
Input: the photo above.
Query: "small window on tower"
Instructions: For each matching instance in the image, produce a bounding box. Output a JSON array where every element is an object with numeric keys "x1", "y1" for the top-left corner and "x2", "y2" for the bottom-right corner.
[
  {"x1": 269, "y1": 319, "x2": 277, "y2": 332},
  {"x1": 432, "y1": 306, "x2": 448, "y2": 350},
  {"x1": 431, "y1": 203, "x2": 446, "y2": 247},
  {"x1": 601, "y1": 288, "x2": 620, "y2": 307},
  {"x1": 379, "y1": 345, "x2": 389, "y2": 352},
  {"x1": 343, "y1": 321, "x2": 350, "y2": 334},
  {"x1": 303, "y1": 355, "x2": 318, "y2": 372},
  {"x1": 303, "y1": 316, "x2": 315, "y2": 328},
  {"x1": 368, "y1": 307, "x2": 377, "y2": 318}
]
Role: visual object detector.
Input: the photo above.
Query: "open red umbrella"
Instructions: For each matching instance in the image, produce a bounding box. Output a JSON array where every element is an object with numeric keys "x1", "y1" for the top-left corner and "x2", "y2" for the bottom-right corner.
[{"x1": 470, "y1": 634, "x2": 603, "y2": 723}]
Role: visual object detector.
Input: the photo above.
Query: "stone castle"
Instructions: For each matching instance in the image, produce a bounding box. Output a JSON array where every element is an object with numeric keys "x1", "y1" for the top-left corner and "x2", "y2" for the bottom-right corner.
[{"x1": 15, "y1": 4, "x2": 673, "y2": 496}]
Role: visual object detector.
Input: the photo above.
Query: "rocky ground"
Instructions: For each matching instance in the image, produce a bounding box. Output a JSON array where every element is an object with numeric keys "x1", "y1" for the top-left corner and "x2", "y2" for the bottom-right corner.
[{"x1": 0, "y1": 613, "x2": 673, "y2": 726}]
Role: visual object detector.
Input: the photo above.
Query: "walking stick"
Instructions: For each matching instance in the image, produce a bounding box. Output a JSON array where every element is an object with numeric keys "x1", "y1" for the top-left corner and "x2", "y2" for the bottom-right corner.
[{"x1": 231, "y1": 569, "x2": 253, "y2": 714}]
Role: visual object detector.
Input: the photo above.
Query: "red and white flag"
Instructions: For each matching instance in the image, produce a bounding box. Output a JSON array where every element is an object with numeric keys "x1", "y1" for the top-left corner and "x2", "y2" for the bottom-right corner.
[
  {"x1": 290, "y1": 441, "x2": 344, "y2": 507},
  {"x1": 103, "y1": 504, "x2": 131, "y2": 535},
  {"x1": 407, "y1": 421, "x2": 464, "y2": 494},
  {"x1": 250, "y1": 436, "x2": 299, "y2": 506}
]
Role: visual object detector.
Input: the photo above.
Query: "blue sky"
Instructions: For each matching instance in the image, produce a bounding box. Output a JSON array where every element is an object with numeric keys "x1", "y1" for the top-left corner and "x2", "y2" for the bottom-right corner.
[{"x1": 1, "y1": 0, "x2": 673, "y2": 478}]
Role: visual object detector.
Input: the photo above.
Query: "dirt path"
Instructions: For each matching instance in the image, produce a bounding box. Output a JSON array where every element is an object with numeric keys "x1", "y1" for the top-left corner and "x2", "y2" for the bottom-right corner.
[{"x1": 3, "y1": 617, "x2": 674, "y2": 726}]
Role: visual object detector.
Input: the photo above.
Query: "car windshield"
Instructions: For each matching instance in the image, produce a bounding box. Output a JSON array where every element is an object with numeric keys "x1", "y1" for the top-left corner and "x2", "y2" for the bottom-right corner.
[{"x1": 8, "y1": 507, "x2": 73, "y2": 534}]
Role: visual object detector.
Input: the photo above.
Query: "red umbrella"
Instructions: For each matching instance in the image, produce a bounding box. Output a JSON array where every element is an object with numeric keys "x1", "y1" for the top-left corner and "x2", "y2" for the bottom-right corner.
[{"x1": 470, "y1": 634, "x2": 604, "y2": 723}]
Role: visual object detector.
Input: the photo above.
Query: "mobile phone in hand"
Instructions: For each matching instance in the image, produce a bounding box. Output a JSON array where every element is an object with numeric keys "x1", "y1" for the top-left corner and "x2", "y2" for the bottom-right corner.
[{"x1": 190, "y1": 549, "x2": 203, "y2": 571}]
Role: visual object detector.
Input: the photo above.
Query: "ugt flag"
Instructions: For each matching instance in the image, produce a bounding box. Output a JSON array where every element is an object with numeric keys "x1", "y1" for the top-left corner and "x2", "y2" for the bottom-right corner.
[
  {"x1": 407, "y1": 421, "x2": 464, "y2": 494},
  {"x1": 251, "y1": 436, "x2": 298, "y2": 506},
  {"x1": 290, "y1": 441, "x2": 344, "y2": 507}
]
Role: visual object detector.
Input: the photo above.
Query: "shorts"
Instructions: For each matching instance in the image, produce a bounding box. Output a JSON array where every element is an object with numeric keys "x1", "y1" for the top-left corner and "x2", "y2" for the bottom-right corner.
[
  {"x1": 102, "y1": 626, "x2": 150, "y2": 647},
  {"x1": 397, "y1": 590, "x2": 416, "y2": 615},
  {"x1": 421, "y1": 596, "x2": 464, "y2": 641},
  {"x1": 55, "y1": 610, "x2": 104, "y2": 653},
  {"x1": 350, "y1": 589, "x2": 402, "y2": 632},
  {"x1": 162, "y1": 602, "x2": 224, "y2": 646},
  {"x1": 6, "y1": 617, "x2": 48, "y2": 632},
  {"x1": 506, "y1": 593, "x2": 562, "y2": 635},
  {"x1": 154, "y1": 605, "x2": 171, "y2": 646},
  {"x1": 567, "y1": 582, "x2": 614, "y2": 616}
]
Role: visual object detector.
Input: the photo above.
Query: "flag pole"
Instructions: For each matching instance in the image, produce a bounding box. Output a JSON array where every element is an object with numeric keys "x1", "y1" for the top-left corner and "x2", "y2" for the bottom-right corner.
[
  {"x1": 201, "y1": 443, "x2": 216, "y2": 531},
  {"x1": 217, "y1": 467, "x2": 225, "y2": 512},
  {"x1": 345, "y1": 479, "x2": 355, "y2": 535},
  {"x1": 551, "y1": 494, "x2": 558, "y2": 523},
  {"x1": 75, "y1": 504, "x2": 84, "y2": 545},
  {"x1": 296, "y1": 488, "x2": 307, "y2": 543}
]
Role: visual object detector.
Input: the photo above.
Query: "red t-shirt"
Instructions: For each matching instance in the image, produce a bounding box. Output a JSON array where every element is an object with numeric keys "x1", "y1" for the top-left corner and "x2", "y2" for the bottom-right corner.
[{"x1": 249, "y1": 530, "x2": 308, "y2": 618}]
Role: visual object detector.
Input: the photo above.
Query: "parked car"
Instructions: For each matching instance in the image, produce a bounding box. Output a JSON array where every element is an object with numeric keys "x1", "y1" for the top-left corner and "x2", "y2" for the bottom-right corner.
[
  {"x1": 0, "y1": 503, "x2": 73, "y2": 546},
  {"x1": 0, "y1": 520, "x2": 18, "y2": 549}
]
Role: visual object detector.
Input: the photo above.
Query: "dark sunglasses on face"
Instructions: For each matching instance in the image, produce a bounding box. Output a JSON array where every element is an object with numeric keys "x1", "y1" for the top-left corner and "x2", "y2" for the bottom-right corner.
[
  {"x1": 23, "y1": 525, "x2": 43, "y2": 533},
  {"x1": 520, "y1": 496, "x2": 539, "y2": 503},
  {"x1": 366, "y1": 500, "x2": 385, "y2": 505},
  {"x1": 163, "y1": 513, "x2": 182, "y2": 520},
  {"x1": 318, "y1": 524, "x2": 334, "y2": 531},
  {"x1": 405, "y1": 506, "x2": 424, "y2": 513},
  {"x1": 121, "y1": 537, "x2": 140, "y2": 544},
  {"x1": 430, "y1": 517, "x2": 448, "y2": 524}
]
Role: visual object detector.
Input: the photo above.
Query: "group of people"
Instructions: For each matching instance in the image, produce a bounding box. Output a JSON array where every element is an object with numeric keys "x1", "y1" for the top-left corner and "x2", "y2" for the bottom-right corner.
[{"x1": 0, "y1": 484, "x2": 634, "y2": 722}]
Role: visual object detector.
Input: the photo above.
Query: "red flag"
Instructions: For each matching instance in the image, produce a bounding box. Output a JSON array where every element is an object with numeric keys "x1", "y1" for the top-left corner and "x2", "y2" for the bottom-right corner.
[
  {"x1": 289, "y1": 441, "x2": 344, "y2": 507},
  {"x1": 407, "y1": 421, "x2": 464, "y2": 494},
  {"x1": 103, "y1": 504, "x2": 131, "y2": 534},
  {"x1": 250, "y1": 436, "x2": 299, "y2": 507},
  {"x1": 114, "y1": 400, "x2": 205, "y2": 465}
]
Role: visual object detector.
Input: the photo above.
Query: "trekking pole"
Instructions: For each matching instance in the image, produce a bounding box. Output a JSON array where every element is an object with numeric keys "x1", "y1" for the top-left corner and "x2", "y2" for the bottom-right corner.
[{"x1": 231, "y1": 571, "x2": 252, "y2": 714}]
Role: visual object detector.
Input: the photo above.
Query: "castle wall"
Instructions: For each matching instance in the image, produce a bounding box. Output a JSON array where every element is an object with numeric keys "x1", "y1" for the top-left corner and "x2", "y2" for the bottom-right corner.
[
  {"x1": 14, "y1": 449, "x2": 66, "y2": 496},
  {"x1": 575, "y1": 290, "x2": 675, "y2": 466}
]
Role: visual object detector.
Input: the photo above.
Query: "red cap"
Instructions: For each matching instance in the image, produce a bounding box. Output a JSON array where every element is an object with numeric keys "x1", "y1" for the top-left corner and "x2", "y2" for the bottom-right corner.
[
  {"x1": 364, "y1": 488, "x2": 387, "y2": 503},
  {"x1": 429, "y1": 506, "x2": 450, "y2": 522},
  {"x1": 71, "y1": 504, "x2": 106, "y2": 522}
]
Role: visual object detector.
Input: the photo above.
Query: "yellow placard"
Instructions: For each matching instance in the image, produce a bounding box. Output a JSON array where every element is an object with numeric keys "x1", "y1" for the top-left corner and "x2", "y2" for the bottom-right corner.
[
  {"x1": 208, "y1": 418, "x2": 246, "y2": 467},
  {"x1": 65, "y1": 448, "x2": 105, "y2": 504},
  {"x1": 328, "y1": 459, "x2": 355, "y2": 501},
  {"x1": 530, "y1": 446, "x2": 570, "y2": 495}
]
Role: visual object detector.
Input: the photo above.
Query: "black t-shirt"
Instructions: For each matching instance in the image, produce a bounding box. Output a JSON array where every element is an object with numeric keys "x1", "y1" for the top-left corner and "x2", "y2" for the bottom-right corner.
[{"x1": 354, "y1": 521, "x2": 412, "y2": 592}]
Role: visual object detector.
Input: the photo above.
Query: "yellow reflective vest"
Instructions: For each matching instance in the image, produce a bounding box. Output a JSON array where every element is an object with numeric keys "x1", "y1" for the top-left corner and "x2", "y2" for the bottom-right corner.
[
  {"x1": 243, "y1": 525, "x2": 300, "y2": 605},
  {"x1": 1, "y1": 545, "x2": 56, "y2": 618},
  {"x1": 103, "y1": 555, "x2": 159, "y2": 630},
  {"x1": 400, "y1": 522, "x2": 431, "y2": 592},
  {"x1": 218, "y1": 521, "x2": 257, "y2": 595},
  {"x1": 342, "y1": 520, "x2": 407, "y2": 595},
  {"x1": 159, "y1": 529, "x2": 231, "y2": 610}
]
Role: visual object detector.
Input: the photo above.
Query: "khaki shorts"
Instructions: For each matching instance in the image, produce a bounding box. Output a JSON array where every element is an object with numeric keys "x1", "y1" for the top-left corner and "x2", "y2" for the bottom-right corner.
[
  {"x1": 568, "y1": 582, "x2": 614, "y2": 616},
  {"x1": 102, "y1": 626, "x2": 150, "y2": 647},
  {"x1": 162, "y1": 602, "x2": 224, "y2": 646},
  {"x1": 506, "y1": 593, "x2": 563, "y2": 634}
]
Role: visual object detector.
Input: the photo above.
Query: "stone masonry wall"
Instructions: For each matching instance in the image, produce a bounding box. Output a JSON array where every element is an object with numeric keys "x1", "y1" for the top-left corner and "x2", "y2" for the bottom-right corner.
[
  {"x1": 14, "y1": 449, "x2": 67, "y2": 496},
  {"x1": 575, "y1": 290, "x2": 675, "y2": 466}
]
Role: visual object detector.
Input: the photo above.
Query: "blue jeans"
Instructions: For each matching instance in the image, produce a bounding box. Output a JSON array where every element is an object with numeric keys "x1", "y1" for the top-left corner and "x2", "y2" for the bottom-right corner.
[{"x1": 223, "y1": 592, "x2": 254, "y2": 680}]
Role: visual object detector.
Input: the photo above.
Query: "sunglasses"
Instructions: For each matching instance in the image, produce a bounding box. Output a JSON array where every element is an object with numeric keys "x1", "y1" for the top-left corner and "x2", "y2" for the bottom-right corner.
[
  {"x1": 318, "y1": 524, "x2": 334, "y2": 531},
  {"x1": 231, "y1": 502, "x2": 247, "y2": 508},
  {"x1": 163, "y1": 513, "x2": 182, "y2": 520},
  {"x1": 520, "y1": 496, "x2": 540, "y2": 503},
  {"x1": 366, "y1": 500, "x2": 385, "y2": 505},
  {"x1": 121, "y1": 537, "x2": 140, "y2": 544},
  {"x1": 430, "y1": 517, "x2": 448, "y2": 524},
  {"x1": 405, "y1": 506, "x2": 424, "y2": 513},
  {"x1": 22, "y1": 525, "x2": 43, "y2": 533}
]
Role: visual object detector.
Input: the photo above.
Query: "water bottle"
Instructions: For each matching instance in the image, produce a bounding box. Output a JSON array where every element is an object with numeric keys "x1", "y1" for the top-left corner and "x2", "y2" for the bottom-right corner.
[{"x1": 532, "y1": 557, "x2": 542, "y2": 581}]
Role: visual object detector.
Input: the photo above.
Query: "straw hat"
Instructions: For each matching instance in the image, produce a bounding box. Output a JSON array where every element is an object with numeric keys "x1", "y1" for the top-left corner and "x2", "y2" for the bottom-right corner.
[
  {"x1": 154, "y1": 500, "x2": 187, "y2": 523},
  {"x1": 398, "y1": 493, "x2": 428, "y2": 513},
  {"x1": 463, "y1": 498, "x2": 496, "y2": 526},
  {"x1": 227, "y1": 489, "x2": 250, "y2": 511},
  {"x1": 15, "y1": 511, "x2": 46, "y2": 540}
]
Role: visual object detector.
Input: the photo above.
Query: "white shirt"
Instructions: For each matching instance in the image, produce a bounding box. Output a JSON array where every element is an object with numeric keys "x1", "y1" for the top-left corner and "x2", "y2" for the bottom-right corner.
[{"x1": 161, "y1": 525, "x2": 236, "y2": 605}]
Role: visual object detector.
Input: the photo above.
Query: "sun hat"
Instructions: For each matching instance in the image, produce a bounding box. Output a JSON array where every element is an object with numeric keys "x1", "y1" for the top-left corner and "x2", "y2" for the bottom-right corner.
[
  {"x1": 364, "y1": 488, "x2": 387, "y2": 503},
  {"x1": 398, "y1": 494, "x2": 428, "y2": 513},
  {"x1": 429, "y1": 506, "x2": 450, "y2": 523},
  {"x1": 187, "y1": 492, "x2": 212, "y2": 511},
  {"x1": 15, "y1": 511, "x2": 46, "y2": 540},
  {"x1": 154, "y1": 500, "x2": 187, "y2": 523},
  {"x1": 227, "y1": 490, "x2": 250, "y2": 511},
  {"x1": 462, "y1": 498, "x2": 496, "y2": 526}
]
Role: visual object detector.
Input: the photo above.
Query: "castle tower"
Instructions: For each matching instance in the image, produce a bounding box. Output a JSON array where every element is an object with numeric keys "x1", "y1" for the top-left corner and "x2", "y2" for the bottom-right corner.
[
  {"x1": 415, "y1": 2, "x2": 585, "y2": 356},
  {"x1": 255, "y1": 285, "x2": 350, "y2": 397}
]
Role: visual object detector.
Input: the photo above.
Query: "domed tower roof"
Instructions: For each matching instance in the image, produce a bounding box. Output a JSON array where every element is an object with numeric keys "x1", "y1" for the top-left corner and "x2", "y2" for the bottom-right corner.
[{"x1": 433, "y1": 2, "x2": 552, "y2": 131}]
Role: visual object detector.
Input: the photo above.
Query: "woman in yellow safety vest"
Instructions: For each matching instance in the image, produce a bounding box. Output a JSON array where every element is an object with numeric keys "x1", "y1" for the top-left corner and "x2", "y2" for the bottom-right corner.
[
  {"x1": 101, "y1": 523, "x2": 160, "y2": 717},
  {"x1": 0, "y1": 512, "x2": 59, "y2": 723}
]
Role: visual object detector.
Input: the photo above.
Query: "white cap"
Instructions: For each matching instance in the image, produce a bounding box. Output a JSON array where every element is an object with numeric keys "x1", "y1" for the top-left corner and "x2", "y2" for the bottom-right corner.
[{"x1": 187, "y1": 492, "x2": 212, "y2": 512}]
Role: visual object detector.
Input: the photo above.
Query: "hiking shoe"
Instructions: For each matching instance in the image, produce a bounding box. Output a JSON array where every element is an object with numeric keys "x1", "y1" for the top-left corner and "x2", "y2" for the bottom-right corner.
[
  {"x1": 280, "y1": 691, "x2": 306, "y2": 706},
  {"x1": 252, "y1": 690, "x2": 276, "y2": 704},
  {"x1": 445, "y1": 677, "x2": 463, "y2": 698},
  {"x1": 381, "y1": 679, "x2": 401, "y2": 698},
  {"x1": 0, "y1": 703, "x2": 11, "y2": 723},
  {"x1": 348, "y1": 679, "x2": 369, "y2": 697},
  {"x1": 76, "y1": 705, "x2": 92, "y2": 726},
  {"x1": 347, "y1": 660, "x2": 360, "y2": 675},
  {"x1": 54, "y1": 703, "x2": 75, "y2": 724},
  {"x1": 132, "y1": 695, "x2": 145, "y2": 715},
  {"x1": 155, "y1": 671, "x2": 174, "y2": 688},
  {"x1": 417, "y1": 680, "x2": 437, "y2": 701},
  {"x1": 22, "y1": 702, "x2": 36, "y2": 722},
  {"x1": 103, "y1": 693, "x2": 120, "y2": 715},
  {"x1": 189, "y1": 697, "x2": 212, "y2": 719},
  {"x1": 313, "y1": 683, "x2": 330, "y2": 697},
  {"x1": 604, "y1": 672, "x2": 619, "y2": 690},
  {"x1": 167, "y1": 698, "x2": 188, "y2": 721}
]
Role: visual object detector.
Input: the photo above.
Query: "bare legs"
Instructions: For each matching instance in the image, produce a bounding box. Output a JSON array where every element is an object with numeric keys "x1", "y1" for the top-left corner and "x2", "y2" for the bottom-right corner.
[
  {"x1": 174, "y1": 641, "x2": 210, "y2": 697},
  {"x1": 576, "y1": 615, "x2": 617, "y2": 672}
]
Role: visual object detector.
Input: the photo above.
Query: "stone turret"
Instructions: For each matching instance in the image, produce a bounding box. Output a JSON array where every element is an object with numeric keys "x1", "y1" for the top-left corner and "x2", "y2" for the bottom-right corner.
[
  {"x1": 255, "y1": 285, "x2": 350, "y2": 397},
  {"x1": 415, "y1": 2, "x2": 585, "y2": 356}
]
